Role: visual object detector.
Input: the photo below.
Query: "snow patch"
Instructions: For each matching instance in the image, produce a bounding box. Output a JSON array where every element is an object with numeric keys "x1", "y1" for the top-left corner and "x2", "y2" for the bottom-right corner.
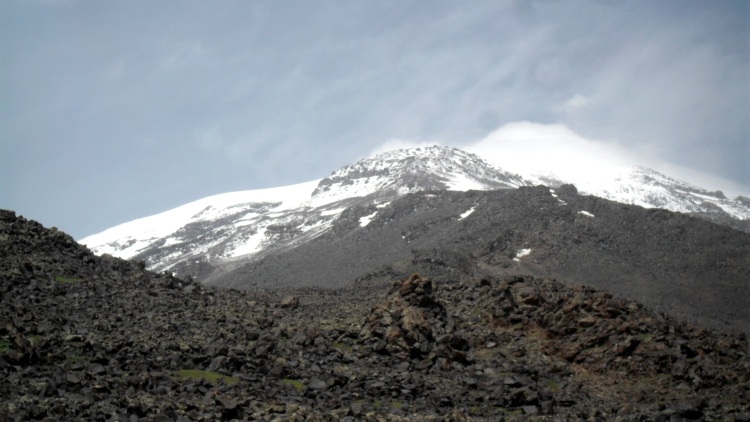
[
  {"x1": 459, "y1": 206, "x2": 476, "y2": 220},
  {"x1": 445, "y1": 173, "x2": 487, "y2": 191},
  {"x1": 162, "y1": 237, "x2": 182, "y2": 247},
  {"x1": 578, "y1": 210, "x2": 595, "y2": 217},
  {"x1": 80, "y1": 180, "x2": 319, "y2": 258},
  {"x1": 513, "y1": 248, "x2": 532, "y2": 262},
  {"x1": 320, "y1": 208, "x2": 345, "y2": 216},
  {"x1": 359, "y1": 211, "x2": 378, "y2": 227},
  {"x1": 226, "y1": 227, "x2": 268, "y2": 258}
]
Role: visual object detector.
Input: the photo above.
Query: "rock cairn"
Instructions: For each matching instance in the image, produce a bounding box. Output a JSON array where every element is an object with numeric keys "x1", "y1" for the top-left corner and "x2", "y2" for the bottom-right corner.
[{"x1": 359, "y1": 273, "x2": 470, "y2": 365}]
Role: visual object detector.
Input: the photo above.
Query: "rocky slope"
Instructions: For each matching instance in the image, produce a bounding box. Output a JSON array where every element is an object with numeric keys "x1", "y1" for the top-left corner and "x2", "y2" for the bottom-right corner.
[
  {"x1": 2, "y1": 210, "x2": 750, "y2": 421},
  {"x1": 208, "y1": 185, "x2": 750, "y2": 335}
]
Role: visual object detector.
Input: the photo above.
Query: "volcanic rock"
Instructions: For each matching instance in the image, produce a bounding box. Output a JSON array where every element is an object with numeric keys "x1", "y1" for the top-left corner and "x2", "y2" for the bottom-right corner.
[
  {"x1": 359, "y1": 273, "x2": 470, "y2": 363},
  {"x1": 1, "y1": 210, "x2": 749, "y2": 420}
]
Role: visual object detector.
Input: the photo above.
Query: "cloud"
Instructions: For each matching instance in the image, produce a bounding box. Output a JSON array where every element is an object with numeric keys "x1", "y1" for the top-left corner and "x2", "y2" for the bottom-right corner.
[
  {"x1": 372, "y1": 121, "x2": 750, "y2": 198},
  {"x1": 463, "y1": 121, "x2": 635, "y2": 182},
  {"x1": 559, "y1": 94, "x2": 590, "y2": 114},
  {"x1": 196, "y1": 127, "x2": 226, "y2": 150},
  {"x1": 157, "y1": 41, "x2": 207, "y2": 74}
]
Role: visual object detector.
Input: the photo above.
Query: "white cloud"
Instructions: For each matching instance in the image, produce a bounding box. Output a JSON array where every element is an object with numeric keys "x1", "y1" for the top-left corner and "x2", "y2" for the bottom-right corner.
[
  {"x1": 464, "y1": 121, "x2": 634, "y2": 182},
  {"x1": 466, "y1": 122, "x2": 750, "y2": 198},
  {"x1": 371, "y1": 121, "x2": 749, "y2": 198}
]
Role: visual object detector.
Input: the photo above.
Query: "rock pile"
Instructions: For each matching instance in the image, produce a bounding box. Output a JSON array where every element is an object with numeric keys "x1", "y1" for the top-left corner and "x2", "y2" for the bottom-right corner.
[
  {"x1": 478, "y1": 275, "x2": 750, "y2": 384},
  {"x1": 359, "y1": 273, "x2": 470, "y2": 364}
]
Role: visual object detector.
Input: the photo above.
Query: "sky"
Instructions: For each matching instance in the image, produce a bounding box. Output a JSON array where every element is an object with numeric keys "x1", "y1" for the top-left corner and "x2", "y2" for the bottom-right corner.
[{"x1": 1, "y1": 0, "x2": 748, "y2": 239}]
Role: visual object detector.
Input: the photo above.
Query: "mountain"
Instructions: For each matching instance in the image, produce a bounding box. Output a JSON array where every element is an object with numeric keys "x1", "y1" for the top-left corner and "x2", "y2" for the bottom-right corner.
[
  {"x1": 80, "y1": 146, "x2": 750, "y2": 286},
  {"x1": 3, "y1": 210, "x2": 750, "y2": 420},
  {"x1": 210, "y1": 184, "x2": 750, "y2": 334},
  {"x1": 525, "y1": 165, "x2": 750, "y2": 232},
  {"x1": 80, "y1": 146, "x2": 528, "y2": 278}
]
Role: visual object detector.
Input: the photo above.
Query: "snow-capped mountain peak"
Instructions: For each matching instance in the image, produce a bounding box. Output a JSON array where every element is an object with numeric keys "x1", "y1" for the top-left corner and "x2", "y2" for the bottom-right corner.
[
  {"x1": 309, "y1": 146, "x2": 528, "y2": 207},
  {"x1": 80, "y1": 145, "x2": 749, "y2": 280},
  {"x1": 80, "y1": 146, "x2": 524, "y2": 277}
]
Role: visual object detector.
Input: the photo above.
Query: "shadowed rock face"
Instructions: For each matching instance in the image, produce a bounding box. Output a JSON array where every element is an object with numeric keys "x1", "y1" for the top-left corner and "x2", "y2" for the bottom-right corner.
[{"x1": 2, "y1": 210, "x2": 750, "y2": 420}]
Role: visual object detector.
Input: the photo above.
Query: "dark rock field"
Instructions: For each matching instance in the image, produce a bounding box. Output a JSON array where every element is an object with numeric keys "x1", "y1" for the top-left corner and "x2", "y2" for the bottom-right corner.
[{"x1": 2, "y1": 209, "x2": 750, "y2": 421}]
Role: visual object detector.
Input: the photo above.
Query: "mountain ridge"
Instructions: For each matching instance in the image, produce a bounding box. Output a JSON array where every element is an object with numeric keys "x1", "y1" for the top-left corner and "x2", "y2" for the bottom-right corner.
[{"x1": 80, "y1": 146, "x2": 750, "y2": 281}]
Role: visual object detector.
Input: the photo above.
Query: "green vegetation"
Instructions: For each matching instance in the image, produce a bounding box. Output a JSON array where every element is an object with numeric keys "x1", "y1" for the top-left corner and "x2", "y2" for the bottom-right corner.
[
  {"x1": 543, "y1": 378, "x2": 562, "y2": 393},
  {"x1": 391, "y1": 258, "x2": 412, "y2": 272},
  {"x1": 175, "y1": 369, "x2": 238, "y2": 385},
  {"x1": 504, "y1": 408, "x2": 524, "y2": 416},
  {"x1": 282, "y1": 378, "x2": 305, "y2": 392},
  {"x1": 55, "y1": 275, "x2": 81, "y2": 284},
  {"x1": 0, "y1": 339, "x2": 11, "y2": 352},
  {"x1": 332, "y1": 341, "x2": 353, "y2": 352},
  {"x1": 637, "y1": 332, "x2": 653, "y2": 341}
]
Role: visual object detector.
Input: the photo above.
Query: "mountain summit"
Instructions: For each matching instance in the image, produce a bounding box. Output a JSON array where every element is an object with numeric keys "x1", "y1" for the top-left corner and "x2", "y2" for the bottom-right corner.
[{"x1": 310, "y1": 146, "x2": 528, "y2": 207}]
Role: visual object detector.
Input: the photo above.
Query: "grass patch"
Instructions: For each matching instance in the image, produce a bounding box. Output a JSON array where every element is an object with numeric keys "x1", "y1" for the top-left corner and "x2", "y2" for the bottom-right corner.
[
  {"x1": 55, "y1": 275, "x2": 81, "y2": 284},
  {"x1": 175, "y1": 369, "x2": 238, "y2": 385},
  {"x1": 0, "y1": 339, "x2": 11, "y2": 352},
  {"x1": 637, "y1": 332, "x2": 653, "y2": 341},
  {"x1": 391, "y1": 258, "x2": 413, "y2": 272},
  {"x1": 390, "y1": 400, "x2": 404, "y2": 410},
  {"x1": 282, "y1": 378, "x2": 305, "y2": 392},
  {"x1": 332, "y1": 341, "x2": 353, "y2": 352},
  {"x1": 543, "y1": 378, "x2": 562, "y2": 393}
]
